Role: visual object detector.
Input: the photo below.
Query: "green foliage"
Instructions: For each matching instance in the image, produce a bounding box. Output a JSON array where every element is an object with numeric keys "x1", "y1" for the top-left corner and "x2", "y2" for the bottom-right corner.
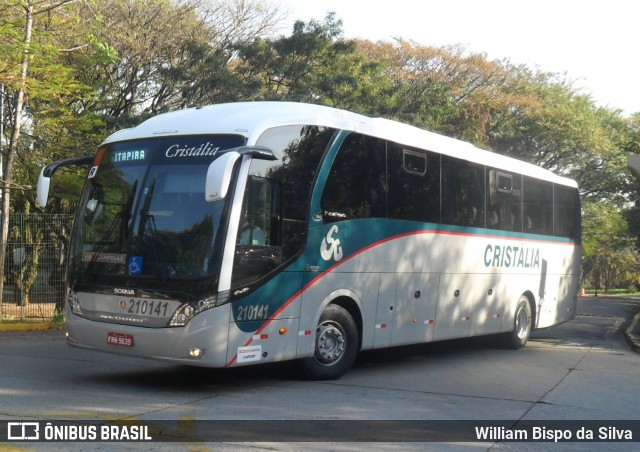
[
  {"x1": 582, "y1": 202, "x2": 640, "y2": 292},
  {"x1": 234, "y1": 12, "x2": 391, "y2": 111},
  {"x1": 489, "y1": 77, "x2": 632, "y2": 204},
  {"x1": 1, "y1": 0, "x2": 107, "y2": 211},
  {"x1": 9, "y1": 201, "x2": 43, "y2": 305}
]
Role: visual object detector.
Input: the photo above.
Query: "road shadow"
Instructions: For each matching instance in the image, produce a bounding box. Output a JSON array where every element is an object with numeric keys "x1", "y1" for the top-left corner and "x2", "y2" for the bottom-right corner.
[{"x1": 83, "y1": 334, "x2": 509, "y2": 391}]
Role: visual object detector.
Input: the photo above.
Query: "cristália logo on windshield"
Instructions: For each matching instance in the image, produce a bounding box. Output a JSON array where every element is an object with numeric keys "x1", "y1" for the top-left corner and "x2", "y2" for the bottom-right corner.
[{"x1": 320, "y1": 225, "x2": 343, "y2": 262}]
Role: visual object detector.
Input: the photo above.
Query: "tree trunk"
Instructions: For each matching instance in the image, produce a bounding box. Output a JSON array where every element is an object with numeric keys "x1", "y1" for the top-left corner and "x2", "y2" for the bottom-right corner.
[{"x1": 0, "y1": 1, "x2": 33, "y2": 303}]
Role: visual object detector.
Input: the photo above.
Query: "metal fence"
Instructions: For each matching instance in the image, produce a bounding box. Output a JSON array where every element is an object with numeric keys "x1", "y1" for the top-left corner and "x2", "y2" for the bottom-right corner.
[{"x1": 1, "y1": 213, "x2": 74, "y2": 323}]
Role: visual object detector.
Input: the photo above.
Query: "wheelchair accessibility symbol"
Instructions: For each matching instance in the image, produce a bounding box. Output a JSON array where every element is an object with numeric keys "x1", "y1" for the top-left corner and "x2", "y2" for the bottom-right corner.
[{"x1": 128, "y1": 256, "x2": 143, "y2": 275}]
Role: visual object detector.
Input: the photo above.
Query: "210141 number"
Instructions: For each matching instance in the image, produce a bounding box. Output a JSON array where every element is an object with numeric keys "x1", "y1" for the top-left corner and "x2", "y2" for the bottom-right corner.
[
  {"x1": 236, "y1": 304, "x2": 269, "y2": 322},
  {"x1": 126, "y1": 299, "x2": 169, "y2": 317}
]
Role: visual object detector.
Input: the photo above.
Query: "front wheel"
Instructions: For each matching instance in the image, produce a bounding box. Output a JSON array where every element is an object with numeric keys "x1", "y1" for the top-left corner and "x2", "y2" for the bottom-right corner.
[
  {"x1": 298, "y1": 304, "x2": 359, "y2": 380},
  {"x1": 501, "y1": 295, "x2": 532, "y2": 349}
]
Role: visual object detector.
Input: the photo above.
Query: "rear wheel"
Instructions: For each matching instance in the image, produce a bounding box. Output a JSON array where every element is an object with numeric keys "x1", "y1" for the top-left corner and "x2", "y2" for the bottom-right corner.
[
  {"x1": 502, "y1": 295, "x2": 532, "y2": 349},
  {"x1": 298, "y1": 304, "x2": 359, "y2": 380}
]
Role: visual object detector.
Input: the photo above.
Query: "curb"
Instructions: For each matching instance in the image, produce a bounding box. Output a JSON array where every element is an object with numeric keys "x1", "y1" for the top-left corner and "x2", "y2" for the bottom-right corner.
[
  {"x1": 624, "y1": 311, "x2": 640, "y2": 353},
  {"x1": 0, "y1": 323, "x2": 62, "y2": 332}
]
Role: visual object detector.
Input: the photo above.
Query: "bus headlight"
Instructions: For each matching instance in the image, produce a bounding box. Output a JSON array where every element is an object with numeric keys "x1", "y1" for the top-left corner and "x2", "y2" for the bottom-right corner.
[
  {"x1": 169, "y1": 304, "x2": 194, "y2": 326},
  {"x1": 168, "y1": 295, "x2": 218, "y2": 327}
]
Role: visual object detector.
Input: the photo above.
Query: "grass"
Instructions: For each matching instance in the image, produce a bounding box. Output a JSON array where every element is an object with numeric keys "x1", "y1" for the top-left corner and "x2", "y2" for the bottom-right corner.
[{"x1": 583, "y1": 288, "x2": 640, "y2": 297}]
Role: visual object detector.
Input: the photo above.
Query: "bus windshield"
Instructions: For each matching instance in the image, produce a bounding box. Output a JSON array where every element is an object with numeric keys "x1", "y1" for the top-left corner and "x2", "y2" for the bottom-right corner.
[{"x1": 70, "y1": 135, "x2": 245, "y2": 289}]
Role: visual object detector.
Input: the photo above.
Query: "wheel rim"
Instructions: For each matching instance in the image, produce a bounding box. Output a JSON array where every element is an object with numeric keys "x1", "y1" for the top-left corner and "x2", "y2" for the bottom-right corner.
[
  {"x1": 315, "y1": 321, "x2": 346, "y2": 365},
  {"x1": 515, "y1": 303, "x2": 529, "y2": 340}
]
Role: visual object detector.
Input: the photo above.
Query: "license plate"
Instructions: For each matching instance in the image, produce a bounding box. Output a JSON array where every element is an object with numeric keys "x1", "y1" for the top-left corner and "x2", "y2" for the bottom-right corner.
[{"x1": 107, "y1": 332, "x2": 134, "y2": 347}]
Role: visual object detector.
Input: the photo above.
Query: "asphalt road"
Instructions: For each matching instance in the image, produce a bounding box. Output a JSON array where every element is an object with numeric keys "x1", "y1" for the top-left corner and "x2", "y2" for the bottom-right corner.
[{"x1": 1, "y1": 296, "x2": 639, "y2": 451}]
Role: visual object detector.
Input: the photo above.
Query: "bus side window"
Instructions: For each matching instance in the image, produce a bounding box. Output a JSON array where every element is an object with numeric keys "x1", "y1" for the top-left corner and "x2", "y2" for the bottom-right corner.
[
  {"x1": 231, "y1": 125, "x2": 335, "y2": 289},
  {"x1": 554, "y1": 185, "x2": 581, "y2": 240},
  {"x1": 487, "y1": 170, "x2": 522, "y2": 232},
  {"x1": 321, "y1": 133, "x2": 387, "y2": 223},
  {"x1": 257, "y1": 125, "x2": 336, "y2": 261},
  {"x1": 231, "y1": 175, "x2": 283, "y2": 288},
  {"x1": 235, "y1": 175, "x2": 283, "y2": 247},
  {"x1": 441, "y1": 157, "x2": 485, "y2": 227},
  {"x1": 523, "y1": 176, "x2": 553, "y2": 235},
  {"x1": 387, "y1": 143, "x2": 440, "y2": 223}
]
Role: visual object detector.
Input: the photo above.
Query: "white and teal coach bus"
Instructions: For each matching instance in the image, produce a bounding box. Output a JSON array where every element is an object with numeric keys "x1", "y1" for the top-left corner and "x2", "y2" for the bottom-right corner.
[{"x1": 37, "y1": 102, "x2": 581, "y2": 380}]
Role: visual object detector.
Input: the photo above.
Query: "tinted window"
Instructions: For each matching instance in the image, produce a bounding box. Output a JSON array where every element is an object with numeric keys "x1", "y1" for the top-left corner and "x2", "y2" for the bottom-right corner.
[
  {"x1": 554, "y1": 185, "x2": 581, "y2": 240},
  {"x1": 232, "y1": 125, "x2": 335, "y2": 289},
  {"x1": 321, "y1": 133, "x2": 387, "y2": 223},
  {"x1": 441, "y1": 157, "x2": 485, "y2": 227},
  {"x1": 257, "y1": 125, "x2": 336, "y2": 259},
  {"x1": 523, "y1": 176, "x2": 553, "y2": 235},
  {"x1": 70, "y1": 135, "x2": 245, "y2": 284},
  {"x1": 487, "y1": 169, "x2": 522, "y2": 231},
  {"x1": 232, "y1": 174, "x2": 282, "y2": 287},
  {"x1": 387, "y1": 143, "x2": 440, "y2": 222}
]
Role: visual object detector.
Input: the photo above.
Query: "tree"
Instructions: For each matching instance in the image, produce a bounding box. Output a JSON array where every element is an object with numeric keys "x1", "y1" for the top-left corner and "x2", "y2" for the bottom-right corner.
[
  {"x1": 0, "y1": 0, "x2": 99, "y2": 304},
  {"x1": 622, "y1": 113, "x2": 640, "y2": 246},
  {"x1": 70, "y1": 0, "x2": 285, "y2": 126},
  {"x1": 354, "y1": 40, "x2": 539, "y2": 145},
  {"x1": 582, "y1": 202, "x2": 640, "y2": 293},
  {"x1": 234, "y1": 13, "x2": 390, "y2": 112},
  {"x1": 488, "y1": 74, "x2": 630, "y2": 203},
  {"x1": 1, "y1": 0, "x2": 40, "y2": 305}
]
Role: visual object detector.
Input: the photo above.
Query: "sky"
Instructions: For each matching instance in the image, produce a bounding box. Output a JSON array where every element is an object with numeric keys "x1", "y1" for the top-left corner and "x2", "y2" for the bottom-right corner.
[{"x1": 276, "y1": 0, "x2": 639, "y2": 116}]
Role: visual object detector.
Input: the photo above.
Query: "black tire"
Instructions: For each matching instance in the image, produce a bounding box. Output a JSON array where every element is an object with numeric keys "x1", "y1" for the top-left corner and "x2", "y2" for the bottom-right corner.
[
  {"x1": 501, "y1": 295, "x2": 532, "y2": 349},
  {"x1": 298, "y1": 304, "x2": 359, "y2": 380}
]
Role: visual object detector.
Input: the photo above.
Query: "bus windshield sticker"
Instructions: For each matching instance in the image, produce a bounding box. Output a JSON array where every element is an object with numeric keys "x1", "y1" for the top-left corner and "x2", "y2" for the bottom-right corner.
[
  {"x1": 128, "y1": 256, "x2": 143, "y2": 275},
  {"x1": 82, "y1": 252, "x2": 126, "y2": 264}
]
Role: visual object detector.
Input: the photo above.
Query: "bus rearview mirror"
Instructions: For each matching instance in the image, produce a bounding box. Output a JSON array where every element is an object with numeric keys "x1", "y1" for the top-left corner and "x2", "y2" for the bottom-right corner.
[
  {"x1": 206, "y1": 151, "x2": 241, "y2": 202},
  {"x1": 36, "y1": 167, "x2": 51, "y2": 208},
  {"x1": 36, "y1": 156, "x2": 94, "y2": 207}
]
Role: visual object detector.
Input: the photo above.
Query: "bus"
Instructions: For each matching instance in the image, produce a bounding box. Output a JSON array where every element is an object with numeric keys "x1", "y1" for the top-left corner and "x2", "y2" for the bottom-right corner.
[{"x1": 37, "y1": 101, "x2": 581, "y2": 380}]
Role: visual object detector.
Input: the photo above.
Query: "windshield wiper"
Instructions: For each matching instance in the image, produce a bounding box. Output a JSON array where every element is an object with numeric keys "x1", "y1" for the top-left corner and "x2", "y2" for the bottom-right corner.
[
  {"x1": 121, "y1": 180, "x2": 138, "y2": 241},
  {"x1": 136, "y1": 178, "x2": 163, "y2": 275}
]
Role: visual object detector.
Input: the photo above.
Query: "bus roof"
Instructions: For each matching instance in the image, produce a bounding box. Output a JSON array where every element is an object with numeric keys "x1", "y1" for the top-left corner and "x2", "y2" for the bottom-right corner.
[{"x1": 104, "y1": 101, "x2": 577, "y2": 188}]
